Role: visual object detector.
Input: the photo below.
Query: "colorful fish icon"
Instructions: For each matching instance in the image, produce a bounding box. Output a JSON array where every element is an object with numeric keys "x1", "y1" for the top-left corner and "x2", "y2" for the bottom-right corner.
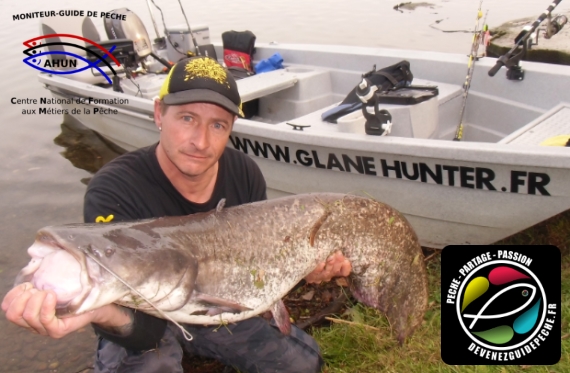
[
  {"x1": 22, "y1": 34, "x2": 121, "y2": 84},
  {"x1": 463, "y1": 283, "x2": 537, "y2": 329},
  {"x1": 460, "y1": 266, "x2": 542, "y2": 345}
]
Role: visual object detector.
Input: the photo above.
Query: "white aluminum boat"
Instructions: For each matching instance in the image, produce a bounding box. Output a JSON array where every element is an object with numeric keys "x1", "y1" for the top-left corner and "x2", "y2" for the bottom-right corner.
[{"x1": 35, "y1": 10, "x2": 570, "y2": 248}]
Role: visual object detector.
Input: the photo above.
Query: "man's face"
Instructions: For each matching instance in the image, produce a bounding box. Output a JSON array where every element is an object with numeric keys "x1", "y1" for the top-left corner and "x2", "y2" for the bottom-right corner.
[{"x1": 154, "y1": 101, "x2": 235, "y2": 178}]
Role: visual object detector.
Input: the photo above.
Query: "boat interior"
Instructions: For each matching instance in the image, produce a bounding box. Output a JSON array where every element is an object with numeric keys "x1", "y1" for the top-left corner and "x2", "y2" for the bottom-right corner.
[{"x1": 38, "y1": 8, "x2": 570, "y2": 147}]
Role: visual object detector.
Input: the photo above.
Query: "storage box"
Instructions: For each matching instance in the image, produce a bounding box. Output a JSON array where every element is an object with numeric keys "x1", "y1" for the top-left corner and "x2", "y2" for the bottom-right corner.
[{"x1": 164, "y1": 24, "x2": 210, "y2": 63}]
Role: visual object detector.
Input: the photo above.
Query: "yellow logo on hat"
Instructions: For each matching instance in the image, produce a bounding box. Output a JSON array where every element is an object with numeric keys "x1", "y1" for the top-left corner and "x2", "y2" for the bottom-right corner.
[{"x1": 185, "y1": 58, "x2": 229, "y2": 88}]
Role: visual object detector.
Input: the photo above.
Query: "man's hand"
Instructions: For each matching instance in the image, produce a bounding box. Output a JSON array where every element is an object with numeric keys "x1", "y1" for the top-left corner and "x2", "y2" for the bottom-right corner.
[
  {"x1": 2, "y1": 282, "x2": 131, "y2": 339},
  {"x1": 305, "y1": 251, "x2": 352, "y2": 284}
]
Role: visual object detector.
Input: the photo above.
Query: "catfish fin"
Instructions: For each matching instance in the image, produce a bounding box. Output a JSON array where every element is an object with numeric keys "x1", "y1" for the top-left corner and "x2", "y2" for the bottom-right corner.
[
  {"x1": 191, "y1": 291, "x2": 251, "y2": 315},
  {"x1": 271, "y1": 299, "x2": 291, "y2": 335},
  {"x1": 216, "y1": 198, "x2": 226, "y2": 212}
]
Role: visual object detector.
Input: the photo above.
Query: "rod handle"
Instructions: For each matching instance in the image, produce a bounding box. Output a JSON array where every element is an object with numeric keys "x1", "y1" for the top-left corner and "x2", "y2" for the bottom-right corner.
[
  {"x1": 150, "y1": 52, "x2": 173, "y2": 71},
  {"x1": 488, "y1": 61, "x2": 503, "y2": 77}
]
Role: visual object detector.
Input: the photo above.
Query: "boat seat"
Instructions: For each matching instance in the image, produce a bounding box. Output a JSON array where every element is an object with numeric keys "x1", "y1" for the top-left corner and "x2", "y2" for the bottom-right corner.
[
  {"x1": 37, "y1": 16, "x2": 113, "y2": 84},
  {"x1": 236, "y1": 69, "x2": 299, "y2": 102},
  {"x1": 284, "y1": 78, "x2": 462, "y2": 139},
  {"x1": 499, "y1": 103, "x2": 570, "y2": 145},
  {"x1": 39, "y1": 16, "x2": 101, "y2": 58}
]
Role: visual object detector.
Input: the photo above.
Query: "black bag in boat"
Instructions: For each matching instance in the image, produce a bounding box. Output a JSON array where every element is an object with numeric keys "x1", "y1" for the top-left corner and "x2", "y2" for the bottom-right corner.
[
  {"x1": 222, "y1": 30, "x2": 256, "y2": 79},
  {"x1": 374, "y1": 85, "x2": 439, "y2": 105},
  {"x1": 321, "y1": 60, "x2": 414, "y2": 123}
]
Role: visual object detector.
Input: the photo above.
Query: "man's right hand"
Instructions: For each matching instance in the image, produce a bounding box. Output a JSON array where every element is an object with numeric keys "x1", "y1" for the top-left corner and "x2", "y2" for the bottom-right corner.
[{"x1": 2, "y1": 282, "x2": 131, "y2": 339}]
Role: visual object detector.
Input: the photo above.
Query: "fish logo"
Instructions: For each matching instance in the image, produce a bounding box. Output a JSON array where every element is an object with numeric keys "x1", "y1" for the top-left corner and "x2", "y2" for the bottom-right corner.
[
  {"x1": 441, "y1": 246, "x2": 560, "y2": 365},
  {"x1": 22, "y1": 34, "x2": 121, "y2": 84},
  {"x1": 457, "y1": 262, "x2": 546, "y2": 351}
]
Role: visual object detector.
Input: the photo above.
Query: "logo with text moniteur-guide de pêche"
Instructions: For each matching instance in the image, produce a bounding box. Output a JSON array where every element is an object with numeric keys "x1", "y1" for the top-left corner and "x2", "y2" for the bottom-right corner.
[{"x1": 441, "y1": 245, "x2": 560, "y2": 365}]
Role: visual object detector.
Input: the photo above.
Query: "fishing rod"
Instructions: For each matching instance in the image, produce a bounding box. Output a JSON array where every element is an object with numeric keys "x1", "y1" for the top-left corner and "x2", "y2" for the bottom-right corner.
[
  {"x1": 453, "y1": 1, "x2": 485, "y2": 141},
  {"x1": 148, "y1": 0, "x2": 200, "y2": 62},
  {"x1": 488, "y1": 0, "x2": 564, "y2": 77},
  {"x1": 177, "y1": 0, "x2": 201, "y2": 56},
  {"x1": 145, "y1": 0, "x2": 162, "y2": 40}
]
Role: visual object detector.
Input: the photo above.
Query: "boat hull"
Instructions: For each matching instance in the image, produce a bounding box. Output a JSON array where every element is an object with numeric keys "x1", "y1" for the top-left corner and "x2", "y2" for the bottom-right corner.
[
  {"x1": 229, "y1": 134, "x2": 569, "y2": 248},
  {"x1": 51, "y1": 100, "x2": 569, "y2": 248},
  {"x1": 39, "y1": 43, "x2": 570, "y2": 248}
]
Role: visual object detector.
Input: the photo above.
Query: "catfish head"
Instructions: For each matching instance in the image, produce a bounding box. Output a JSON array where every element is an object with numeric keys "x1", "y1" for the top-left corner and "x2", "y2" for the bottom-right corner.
[{"x1": 14, "y1": 220, "x2": 199, "y2": 317}]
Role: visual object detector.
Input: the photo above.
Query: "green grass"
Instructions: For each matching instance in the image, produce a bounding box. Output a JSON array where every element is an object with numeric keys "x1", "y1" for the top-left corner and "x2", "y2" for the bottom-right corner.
[{"x1": 311, "y1": 210, "x2": 570, "y2": 373}]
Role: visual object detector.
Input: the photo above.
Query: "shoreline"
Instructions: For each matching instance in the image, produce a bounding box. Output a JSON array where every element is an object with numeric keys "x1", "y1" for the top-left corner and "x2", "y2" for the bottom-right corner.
[{"x1": 488, "y1": 11, "x2": 570, "y2": 65}]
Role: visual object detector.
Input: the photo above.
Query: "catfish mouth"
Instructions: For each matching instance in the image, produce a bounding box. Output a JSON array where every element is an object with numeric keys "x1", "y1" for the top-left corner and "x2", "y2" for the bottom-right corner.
[{"x1": 14, "y1": 231, "x2": 99, "y2": 316}]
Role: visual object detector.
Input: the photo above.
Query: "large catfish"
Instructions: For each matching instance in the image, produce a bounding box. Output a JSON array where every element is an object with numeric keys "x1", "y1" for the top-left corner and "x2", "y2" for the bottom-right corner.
[{"x1": 15, "y1": 193, "x2": 428, "y2": 343}]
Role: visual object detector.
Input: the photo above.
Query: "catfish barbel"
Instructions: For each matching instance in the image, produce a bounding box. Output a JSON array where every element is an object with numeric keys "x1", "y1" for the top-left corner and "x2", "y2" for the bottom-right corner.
[{"x1": 14, "y1": 193, "x2": 428, "y2": 343}]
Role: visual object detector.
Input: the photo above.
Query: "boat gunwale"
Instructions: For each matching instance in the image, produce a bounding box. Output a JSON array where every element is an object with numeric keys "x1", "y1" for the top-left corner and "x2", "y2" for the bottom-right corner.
[{"x1": 37, "y1": 43, "x2": 570, "y2": 170}]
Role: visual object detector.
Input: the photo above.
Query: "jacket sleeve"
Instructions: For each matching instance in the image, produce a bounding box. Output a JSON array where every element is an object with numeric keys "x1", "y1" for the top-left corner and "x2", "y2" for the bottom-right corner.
[
  {"x1": 84, "y1": 174, "x2": 167, "y2": 351},
  {"x1": 83, "y1": 176, "x2": 139, "y2": 223},
  {"x1": 91, "y1": 311, "x2": 167, "y2": 351}
]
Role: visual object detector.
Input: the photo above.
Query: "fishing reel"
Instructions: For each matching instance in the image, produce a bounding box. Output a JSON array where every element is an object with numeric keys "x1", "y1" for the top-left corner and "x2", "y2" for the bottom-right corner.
[
  {"x1": 489, "y1": 1, "x2": 565, "y2": 81},
  {"x1": 535, "y1": 14, "x2": 568, "y2": 42},
  {"x1": 355, "y1": 78, "x2": 393, "y2": 136},
  {"x1": 517, "y1": 11, "x2": 567, "y2": 49},
  {"x1": 363, "y1": 104, "x2": 393, "y2": 136}
]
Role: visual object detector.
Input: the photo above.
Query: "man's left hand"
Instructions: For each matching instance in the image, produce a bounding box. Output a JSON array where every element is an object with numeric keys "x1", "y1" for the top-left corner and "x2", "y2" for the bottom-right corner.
[{"x1": 305, "y1": 251, "x2": 352, "y2": 284}]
